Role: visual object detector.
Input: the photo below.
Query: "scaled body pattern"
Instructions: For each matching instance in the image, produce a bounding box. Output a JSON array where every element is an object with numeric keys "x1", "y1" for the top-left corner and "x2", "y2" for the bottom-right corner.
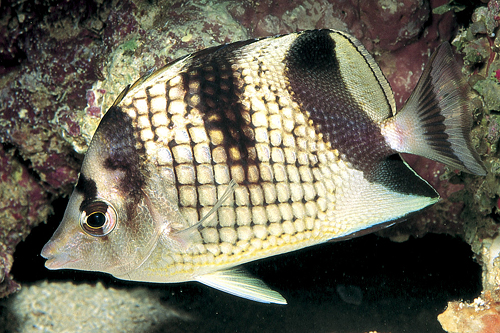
[{"x1": 42, "y1": 30, "x2": 485, "y2": 304}]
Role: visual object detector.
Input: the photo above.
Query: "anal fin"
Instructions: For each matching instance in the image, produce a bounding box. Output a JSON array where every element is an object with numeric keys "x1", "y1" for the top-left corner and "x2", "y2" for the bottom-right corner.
[{"x1": 195, "y1": 268, "x2": 287, "y2": 305}]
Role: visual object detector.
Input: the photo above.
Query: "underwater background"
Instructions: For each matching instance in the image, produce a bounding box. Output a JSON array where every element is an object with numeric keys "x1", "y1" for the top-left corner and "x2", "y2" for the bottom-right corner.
[{"x1": 0, "y1": 0, "x2": 499, "y2": 332}]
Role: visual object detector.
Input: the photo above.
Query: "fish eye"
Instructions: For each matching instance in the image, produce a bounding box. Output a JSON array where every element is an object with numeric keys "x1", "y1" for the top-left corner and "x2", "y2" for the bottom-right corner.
[
  {"x1": 87, "y1": 212, "x2": 106, "y2": 228},
  {"x1": 80, "y1": 199, "x2": 117, "y2": 237}
]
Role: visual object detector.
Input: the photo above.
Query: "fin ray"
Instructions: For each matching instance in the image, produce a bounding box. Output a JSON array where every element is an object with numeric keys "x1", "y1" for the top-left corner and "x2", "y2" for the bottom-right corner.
[
  {"x1": 168, "y1": 180, "x2": 238, "y2": 251},
  {"x1": 196, "y1": 268, "x2": 287, "y2": 305},
  {"x1": 174, "y1": 179, "x2": 237, "y2": 235},
  {"x1": 382, "y1": 42, "x2": 486, "y2": 175}
]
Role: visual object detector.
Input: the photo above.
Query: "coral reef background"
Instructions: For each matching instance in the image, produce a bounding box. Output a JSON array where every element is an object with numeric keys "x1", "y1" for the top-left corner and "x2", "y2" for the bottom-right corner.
[{"x1": 0, "y1": 0, "x2": 499, "y2": 332}]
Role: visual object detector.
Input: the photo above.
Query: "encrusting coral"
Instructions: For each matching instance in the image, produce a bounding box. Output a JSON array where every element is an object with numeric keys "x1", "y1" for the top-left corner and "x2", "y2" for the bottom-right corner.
[{"x1": 437, "y1": 2, "x2": 500, "y2": 331}]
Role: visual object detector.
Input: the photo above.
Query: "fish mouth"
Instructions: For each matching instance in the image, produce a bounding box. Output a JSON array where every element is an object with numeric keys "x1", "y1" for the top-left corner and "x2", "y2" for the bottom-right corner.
[
  {"x1": 43, "y1": 256, "x2": 82, "y2": 270},
  {"x1": 41, "y1": 242, "x2": 80, "y2": 270}
]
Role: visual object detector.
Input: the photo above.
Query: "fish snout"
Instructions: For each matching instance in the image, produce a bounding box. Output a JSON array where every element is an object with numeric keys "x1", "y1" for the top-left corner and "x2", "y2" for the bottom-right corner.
[
  {"x1": 41, "y1": 240, "x2": 79, "y2": 270},
  {"x1": 40, "y1": 240, "x2": 55, "y2": 259}
]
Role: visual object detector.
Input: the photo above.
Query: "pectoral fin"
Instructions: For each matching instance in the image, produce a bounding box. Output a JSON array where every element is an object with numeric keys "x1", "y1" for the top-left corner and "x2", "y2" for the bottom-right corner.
[
  {"x1": 175, "y1": 180, "x2": 238, "y2": 235},
  {"x1": 195, "y1": 268, "x2": 287, "y2": 305},
  {"x1": 171, "y1": 180, "x2": 238, "y2": 249}
]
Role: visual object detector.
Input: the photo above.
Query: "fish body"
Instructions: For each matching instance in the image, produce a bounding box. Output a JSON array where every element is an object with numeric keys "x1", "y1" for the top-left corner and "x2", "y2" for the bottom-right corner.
[{"x1": 41, "y1": 30, "x2": 485, "y2": 304}]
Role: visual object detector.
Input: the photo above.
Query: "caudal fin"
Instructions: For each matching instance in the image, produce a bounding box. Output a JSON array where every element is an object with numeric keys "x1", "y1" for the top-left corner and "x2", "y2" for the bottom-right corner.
[{"x1": 381, "y1": 42, "x2": 486, "y2": 176}]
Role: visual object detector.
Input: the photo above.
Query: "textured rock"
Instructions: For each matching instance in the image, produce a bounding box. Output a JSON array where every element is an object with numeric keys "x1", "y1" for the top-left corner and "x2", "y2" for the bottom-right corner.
[
  {"x1": 451, "y1": 0, "x2": 500, "y2": 277},
  {"x1": 0, "y1": 147, "x2": 52, "y2": 297},
  {"x1": 438, "y1": 290, "x2": 500, "y2": 333},
  {"x1": 436, "y1": 2, "x2": 500, "y2": 331},
  {"x1": 0, "y1": 281, "x2": 187, "y2": 333}
]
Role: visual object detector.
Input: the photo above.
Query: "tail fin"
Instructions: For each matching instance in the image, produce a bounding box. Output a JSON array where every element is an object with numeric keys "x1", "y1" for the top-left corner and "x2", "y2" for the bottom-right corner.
[{"x1": 381, "y1": 42, "x2": 486, "y2": 176}]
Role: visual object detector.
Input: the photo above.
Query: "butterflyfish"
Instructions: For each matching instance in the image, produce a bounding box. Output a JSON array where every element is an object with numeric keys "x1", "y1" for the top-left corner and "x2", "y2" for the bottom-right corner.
[{"x1": 41, "y1": 30, "x2": 486, "y2": 304}]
